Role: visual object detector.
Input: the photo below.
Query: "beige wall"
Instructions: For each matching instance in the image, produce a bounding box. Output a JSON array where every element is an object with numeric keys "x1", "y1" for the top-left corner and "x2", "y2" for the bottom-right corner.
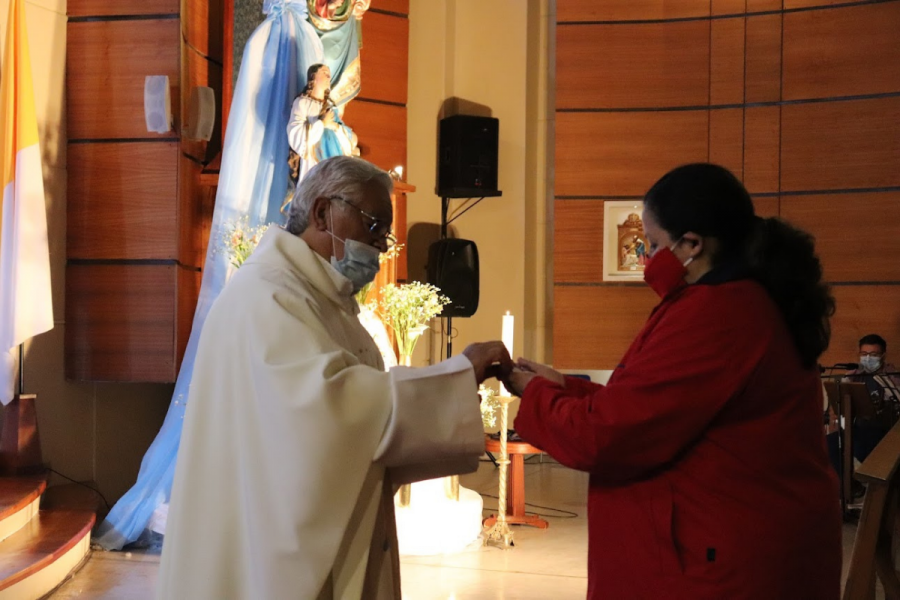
[
  {"x1": 6, "y1": 0, "x2": 171, "y2": 504},
  {"x1": 406, "y1": 0, "x2": 552, "y2": 416}
]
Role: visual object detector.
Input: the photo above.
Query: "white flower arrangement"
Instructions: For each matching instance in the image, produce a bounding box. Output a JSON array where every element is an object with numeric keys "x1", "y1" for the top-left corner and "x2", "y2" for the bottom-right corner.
[
  {"x1": 220, "y1": 216, "x2": 270, "y2": 269},
  {"x1": 377, "y1": 281, "x2": 450, "y2": 360},
  {"x1": 479, "y1": 384, "x2": 501, "y2": 429}
]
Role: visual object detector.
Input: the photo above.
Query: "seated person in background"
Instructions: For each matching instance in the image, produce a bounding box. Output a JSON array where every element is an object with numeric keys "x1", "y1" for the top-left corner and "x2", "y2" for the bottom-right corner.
[
  {"x1": 847, "y1": 333, "x2": 900, "y2": 392},
  {"x1": 826, "y1": 334, "x2": 900, "y2": 486}
]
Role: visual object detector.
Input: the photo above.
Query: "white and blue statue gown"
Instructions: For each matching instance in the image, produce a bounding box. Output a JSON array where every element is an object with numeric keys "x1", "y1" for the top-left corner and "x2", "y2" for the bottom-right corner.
[{"x1": 94, "y1": 0, "x2": 325, "y2": 550}]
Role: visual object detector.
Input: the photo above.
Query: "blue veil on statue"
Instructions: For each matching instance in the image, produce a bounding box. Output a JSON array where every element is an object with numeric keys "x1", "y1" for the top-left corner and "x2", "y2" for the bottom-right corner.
[{"x1": 96, "y1": 0, "x2": 364, "y2": 550}]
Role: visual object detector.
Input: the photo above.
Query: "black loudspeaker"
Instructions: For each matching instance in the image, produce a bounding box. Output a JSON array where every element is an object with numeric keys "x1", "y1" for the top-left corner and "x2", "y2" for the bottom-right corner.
[
  {"x1": 427, "y1": 239, "x2": 479, "y2": 318},
  {"x1": 438, "y1": 115, "x2": 500, "y2": 198}
]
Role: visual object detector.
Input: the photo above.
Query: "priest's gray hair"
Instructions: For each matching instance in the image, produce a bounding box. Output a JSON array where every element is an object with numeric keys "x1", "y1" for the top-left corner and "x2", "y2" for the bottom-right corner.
[{"x1": 285, "y1": 156, "x2": 393, "y2": 234}]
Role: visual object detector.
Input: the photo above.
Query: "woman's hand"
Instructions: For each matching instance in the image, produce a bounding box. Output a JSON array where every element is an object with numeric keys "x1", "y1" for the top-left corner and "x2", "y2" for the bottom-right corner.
[
  {"x1": 503, "y1": 367, "x2": 537, "y2": 397},
  {"x1": 516, "y1": 358, "x2": 565, "y2": 386}
]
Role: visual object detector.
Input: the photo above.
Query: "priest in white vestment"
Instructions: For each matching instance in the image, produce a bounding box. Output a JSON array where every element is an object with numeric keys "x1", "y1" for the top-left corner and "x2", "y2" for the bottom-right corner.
[{"x1": 157, "y1": 156, "x2": 510, "y2": 599}]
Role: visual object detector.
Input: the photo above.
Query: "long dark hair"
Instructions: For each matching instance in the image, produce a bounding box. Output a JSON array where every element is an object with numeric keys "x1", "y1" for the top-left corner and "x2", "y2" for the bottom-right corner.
[
  {"x1": 643, "y1": 163, "x2": 834, "y2": 369},
  {"x1": 300, "y1": 63, "x2": 334, "y2": 115}
]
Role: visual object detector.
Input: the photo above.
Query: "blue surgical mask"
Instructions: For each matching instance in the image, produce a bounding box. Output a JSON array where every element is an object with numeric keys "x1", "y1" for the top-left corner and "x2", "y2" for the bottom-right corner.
[
  {"x1": 328, "y1": 205, "x2": 381, "y2": 293},
  {"x1": 860, "y1": 355, "x2": 882, "y2": 373}
]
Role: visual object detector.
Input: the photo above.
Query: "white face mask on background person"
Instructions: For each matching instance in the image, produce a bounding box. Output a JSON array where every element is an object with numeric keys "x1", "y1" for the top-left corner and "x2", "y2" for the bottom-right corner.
[{"x1": 860, "y1": 354, "x2": 883, "y2": 373}]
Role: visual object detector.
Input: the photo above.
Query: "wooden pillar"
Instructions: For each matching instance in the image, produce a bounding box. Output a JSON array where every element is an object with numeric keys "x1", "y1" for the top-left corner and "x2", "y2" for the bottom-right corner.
[{"x1": 0, "y1": 394, "x2": 43, "y2": 475}]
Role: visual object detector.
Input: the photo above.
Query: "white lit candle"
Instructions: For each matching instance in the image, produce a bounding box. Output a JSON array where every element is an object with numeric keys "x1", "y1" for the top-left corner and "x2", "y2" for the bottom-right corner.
[{"x1": 500, "y1": 311, "x2": 514, "y2": 396}]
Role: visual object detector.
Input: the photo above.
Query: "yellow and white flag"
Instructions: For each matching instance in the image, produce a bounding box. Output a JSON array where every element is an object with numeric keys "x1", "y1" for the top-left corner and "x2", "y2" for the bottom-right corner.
[{"x1": 0, "y1": 0, "x2": 52, "y2": 404}]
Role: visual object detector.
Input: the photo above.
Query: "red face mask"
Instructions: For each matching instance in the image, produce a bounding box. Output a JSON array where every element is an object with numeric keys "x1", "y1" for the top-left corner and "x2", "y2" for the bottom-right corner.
[{"x1": 643, "y1": 246, "x2": 688, "y2": 298}]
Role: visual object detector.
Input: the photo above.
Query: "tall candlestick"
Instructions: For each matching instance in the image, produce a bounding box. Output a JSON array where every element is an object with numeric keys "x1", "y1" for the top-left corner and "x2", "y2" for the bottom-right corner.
[{"x1": 501, "y1": 311, "x2": 514, "y2": 397}]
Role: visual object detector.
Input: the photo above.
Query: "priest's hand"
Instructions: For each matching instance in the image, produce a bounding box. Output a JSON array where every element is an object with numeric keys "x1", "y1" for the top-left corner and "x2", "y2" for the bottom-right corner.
[
  {"x1": 462, "y1": 341, "x2": 513, "y2": 384},
  {"x1": 516, "y1": 358, "x2": 565, "y2": 386}
]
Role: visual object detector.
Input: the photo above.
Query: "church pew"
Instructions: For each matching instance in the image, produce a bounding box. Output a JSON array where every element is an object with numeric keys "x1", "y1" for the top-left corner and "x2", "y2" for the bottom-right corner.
[{"x1": 844, "y1": 418, "x2": 900, "y2": 599}]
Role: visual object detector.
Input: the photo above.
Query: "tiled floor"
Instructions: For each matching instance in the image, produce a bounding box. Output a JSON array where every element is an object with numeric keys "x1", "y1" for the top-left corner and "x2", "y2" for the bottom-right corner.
[{"x1": 49, "y1": 458, "x2": 861, "y2": 599}]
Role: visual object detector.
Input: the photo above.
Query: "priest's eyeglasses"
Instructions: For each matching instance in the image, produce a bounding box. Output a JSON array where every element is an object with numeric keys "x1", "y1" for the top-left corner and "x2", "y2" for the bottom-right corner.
[{"x1": 331, "y1": 196, "x2": 397, "y2": 247}]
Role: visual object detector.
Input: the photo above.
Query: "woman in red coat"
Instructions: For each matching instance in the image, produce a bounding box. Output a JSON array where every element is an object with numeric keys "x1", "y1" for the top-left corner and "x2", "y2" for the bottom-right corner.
[{"x1": 506, "y1": 164, "x2": 841, "y2": 599}]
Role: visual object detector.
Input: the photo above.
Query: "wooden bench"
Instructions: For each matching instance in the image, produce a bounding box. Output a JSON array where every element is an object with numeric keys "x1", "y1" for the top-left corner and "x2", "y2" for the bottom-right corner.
[
  {"x1": 824, "y1": 380, "x2": 877, "y2": 513},
  {"x1": 844, "y1": 418, "x2": 900, "y2": 599}
]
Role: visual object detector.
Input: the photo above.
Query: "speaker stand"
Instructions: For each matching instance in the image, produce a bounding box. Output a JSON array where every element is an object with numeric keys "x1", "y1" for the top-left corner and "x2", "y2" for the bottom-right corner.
[
  {"x1": 441, "y1": 197, "x2": 452, "y2": 359},
  {"x1": 439, "y1": 193, "x2": 496, "y2": 360}
]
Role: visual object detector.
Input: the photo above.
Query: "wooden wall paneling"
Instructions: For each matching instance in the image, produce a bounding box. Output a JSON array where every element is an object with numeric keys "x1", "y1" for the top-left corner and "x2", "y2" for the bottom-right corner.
[
  {"x1": 181, "y1": 44, "x2": 224, "y2": 164},
  {"x1": 784, "y1": 0, "x2": 870, "y2": 9},
  {"x1": 710, "y1": 17, "x2": 745, "y2": 105},
  {"x1": 372, "y1": 0, "x2": 408, "y2": 15},
  {"x1": 555, "y1": 111, "x2": 709, "y2": 197},
  {"x1": 553, "y1": 200, "x2": 604, "y2": 284},
  {"x1": 556, "y1": 0, "x2": 709, "y2": 22},
  {"x1": 712, "y1": 0, "x2": 745, "y2": 15},
  {"x1": 781, "y1": 98, "x2": 900, "y2": 192},
  {"x1": 556, "y1": 22, "x2": 710, "y2": 109},
  {"x1": 222, "y1": 0, "x2": 234, "y2": 141},
  {"x1": 743, "y1": 105, "x2": 780, "y2": 194},
  {"x1": 783, "y1": 3, "x2": 900, "y2": 101},
  {"x1": 183, "y1": 0, "x2": 225, "y2": 61},
  {"x1": 709, "y1": 108, "x2": 744, "y2": 179},
  {"x1": 553, "y1": 1, "x2": 900, "y2": 372},
  {"x1": 752, "y1": 196, "x2": 779, "y2": 218},
  {"x1": 359, "y1": 12, "x2": 408, "y2": 105},
  {"x1": 67, "y1": 21, "x2": 181, "y2": 140},
  {"x1": 781, "y1": 192, "x2": 900, "y2": 282},
  {"x1": 177, "y1": 154, "x2": 209, "y2": 270},
  {"x1": 68, "y1": 0, "x2": 178, "y2": 17},
  {"x1": 65, "y1": 265, "x2": 178, "y2": 382},
  {"x1": 67, "y1": 142, "x2": 179, "y2": 260},
  {"x1": 176, "y1": 267, "x2": 201, "y2": 372},
  {"x1": 341, "y1": 101, "x2": 406, "y2": 173},
  {"x1": 824, "y1": 286, "x2": 900, "y2": 368},
  {"x1": 746, "y1": 0, "x2": 783, "y2": 10},
  {"x1": 744, "y1": 13, "x2": 782, "y2": 103},
  {"x1": 553, "y1": 286, "x2": 658, "y2": 369},
  {"x1": 180, "y1": 0, "x2": 224, "y2": 268}
]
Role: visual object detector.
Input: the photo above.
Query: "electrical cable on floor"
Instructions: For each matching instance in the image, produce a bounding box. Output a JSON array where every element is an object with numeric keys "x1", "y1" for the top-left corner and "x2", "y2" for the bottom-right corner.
[
  {"x1": 479, "y1": 493, "x2": 579, "y2": 519},
  {"x1": 48, "y1": 467, "x2": 112, "y2": 510}
]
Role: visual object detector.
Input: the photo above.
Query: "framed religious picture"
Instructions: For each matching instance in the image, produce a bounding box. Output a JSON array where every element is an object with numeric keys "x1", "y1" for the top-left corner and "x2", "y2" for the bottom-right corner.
[{"x1": 603, "y1": 201, "x2": 649, "y2": 282}]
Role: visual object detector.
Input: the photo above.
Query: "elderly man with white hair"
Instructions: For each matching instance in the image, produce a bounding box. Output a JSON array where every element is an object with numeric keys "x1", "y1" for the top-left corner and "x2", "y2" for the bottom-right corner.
[{"x1": 157, "y1": 156, "x2": 510, "y2": 600}]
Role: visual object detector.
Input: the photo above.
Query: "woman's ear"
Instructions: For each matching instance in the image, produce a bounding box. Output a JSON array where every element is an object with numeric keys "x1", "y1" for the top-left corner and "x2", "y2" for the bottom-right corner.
[{"x1": 682, "y1": 232, "x2": 704, "y2": 258}]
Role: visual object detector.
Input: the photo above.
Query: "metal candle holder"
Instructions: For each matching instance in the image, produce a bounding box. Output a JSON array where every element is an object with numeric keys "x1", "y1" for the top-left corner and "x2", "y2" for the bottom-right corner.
[{"x1": 484, "y1": 394, "x2": 515, "y2": 549}]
